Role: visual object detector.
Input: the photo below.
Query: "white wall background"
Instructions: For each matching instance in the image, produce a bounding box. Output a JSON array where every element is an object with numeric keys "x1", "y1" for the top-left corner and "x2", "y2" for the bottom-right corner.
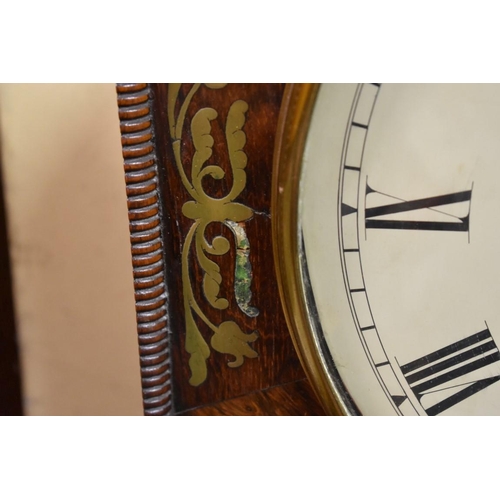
[{"x1": 0, "y1": 84, "x2": 143, "y2": 415}]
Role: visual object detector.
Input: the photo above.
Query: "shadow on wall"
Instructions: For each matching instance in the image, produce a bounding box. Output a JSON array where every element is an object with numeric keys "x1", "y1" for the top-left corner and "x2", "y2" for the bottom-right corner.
[{"x1": 0, "y1": 84, "x2": 143, "y2": 415}]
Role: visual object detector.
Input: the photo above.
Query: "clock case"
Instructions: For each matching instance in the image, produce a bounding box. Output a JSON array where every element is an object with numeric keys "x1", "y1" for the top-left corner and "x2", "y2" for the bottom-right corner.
[{"x1": 116, "y1": 83, "x2": 328, "y2": 416}]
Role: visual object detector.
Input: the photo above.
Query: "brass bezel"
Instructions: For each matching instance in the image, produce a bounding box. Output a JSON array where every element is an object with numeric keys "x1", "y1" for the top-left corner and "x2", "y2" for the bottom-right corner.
[{"x1": 272, "y1": 84, "x2": 352, "y2": 416}]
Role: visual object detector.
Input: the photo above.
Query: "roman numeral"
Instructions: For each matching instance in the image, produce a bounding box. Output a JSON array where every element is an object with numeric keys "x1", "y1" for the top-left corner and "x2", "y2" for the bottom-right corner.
[
  {"x1": 400, "y1": 328, "x2": 500, "y2": 416},
  {"x1": 365, "y1": 184, "x2": 472, "y2": 232}
]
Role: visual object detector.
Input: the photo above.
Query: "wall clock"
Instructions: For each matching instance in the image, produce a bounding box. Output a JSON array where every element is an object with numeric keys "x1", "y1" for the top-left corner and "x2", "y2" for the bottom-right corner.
[{"x1": 273, "y1": 83, "x2": 500, "y2": 415}]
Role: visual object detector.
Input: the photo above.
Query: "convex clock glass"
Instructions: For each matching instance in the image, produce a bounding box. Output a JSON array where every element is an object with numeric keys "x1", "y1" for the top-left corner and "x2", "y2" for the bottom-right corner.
[{"x1": 275, "y1": 83, "x2": 500, "y2": 416}]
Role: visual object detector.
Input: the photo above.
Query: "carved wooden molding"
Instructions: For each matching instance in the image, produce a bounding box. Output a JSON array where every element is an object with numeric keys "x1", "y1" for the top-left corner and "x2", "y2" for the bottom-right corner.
[{"x1": 116, "y1": 83, "x2": 172, "y2": 416}]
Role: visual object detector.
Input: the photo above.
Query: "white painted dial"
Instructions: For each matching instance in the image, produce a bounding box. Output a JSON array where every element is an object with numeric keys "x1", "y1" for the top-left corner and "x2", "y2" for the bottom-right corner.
[{"x1": 300, "y1": 84, "x2": 500, "y2": 415}]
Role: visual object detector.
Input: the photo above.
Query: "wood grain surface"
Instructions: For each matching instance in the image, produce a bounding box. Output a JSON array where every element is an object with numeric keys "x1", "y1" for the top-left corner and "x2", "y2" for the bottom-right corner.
[
  {"x1": 181, "y1": 379, "x2": 326, "y2": 416},
  {"x1": 151, "y1": 83, "x2": 307, "y2": 413}
]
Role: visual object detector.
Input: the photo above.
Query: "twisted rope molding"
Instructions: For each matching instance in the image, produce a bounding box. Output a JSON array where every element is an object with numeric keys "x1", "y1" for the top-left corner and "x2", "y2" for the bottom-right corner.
[{"x1": 116, "y1": 83, "x2": 172, "y2": 416}]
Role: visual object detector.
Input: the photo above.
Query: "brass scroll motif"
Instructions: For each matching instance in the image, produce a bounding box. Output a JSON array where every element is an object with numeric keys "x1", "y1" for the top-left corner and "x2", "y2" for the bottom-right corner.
[{"x1": 167, "y1": 84, "x2": 259, "y2": 386}]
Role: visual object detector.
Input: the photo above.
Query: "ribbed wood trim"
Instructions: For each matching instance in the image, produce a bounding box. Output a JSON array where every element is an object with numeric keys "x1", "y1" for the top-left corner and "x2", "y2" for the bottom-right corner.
[{"x1": 116, "y1": 83, "x2": 172, "y2": 416}]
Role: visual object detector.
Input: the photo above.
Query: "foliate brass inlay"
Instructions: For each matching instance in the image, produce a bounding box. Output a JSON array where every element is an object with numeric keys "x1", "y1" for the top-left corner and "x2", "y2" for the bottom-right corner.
[{"x1": 167, "y1": 84, "x2": 259, "y2": 386}]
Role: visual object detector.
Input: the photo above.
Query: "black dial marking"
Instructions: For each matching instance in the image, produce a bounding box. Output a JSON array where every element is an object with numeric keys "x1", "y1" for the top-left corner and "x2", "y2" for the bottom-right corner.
[
  {"x1": 341, "y1": 203, "x2": 357, "y2": 217},
  {"x1": 391, "y1": 395, "x2": 407, "y2": 407},
  {"x1": 400, "y1": 328, "x2": 500, "y2": 416},
  {"x1": 365, "y1": 184, "x2": 472, "y2": 232}
]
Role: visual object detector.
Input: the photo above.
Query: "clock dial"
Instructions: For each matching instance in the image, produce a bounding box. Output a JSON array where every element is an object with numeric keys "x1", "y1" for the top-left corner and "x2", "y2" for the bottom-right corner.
[{"x1": 294, "y1": 83, "x2": 500, "y2": 415}]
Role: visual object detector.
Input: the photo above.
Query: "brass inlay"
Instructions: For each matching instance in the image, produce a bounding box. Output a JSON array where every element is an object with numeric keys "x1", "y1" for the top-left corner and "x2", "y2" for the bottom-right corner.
[{"x1": 168, "y1": 84, "x2": 259, "y2": 386}]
